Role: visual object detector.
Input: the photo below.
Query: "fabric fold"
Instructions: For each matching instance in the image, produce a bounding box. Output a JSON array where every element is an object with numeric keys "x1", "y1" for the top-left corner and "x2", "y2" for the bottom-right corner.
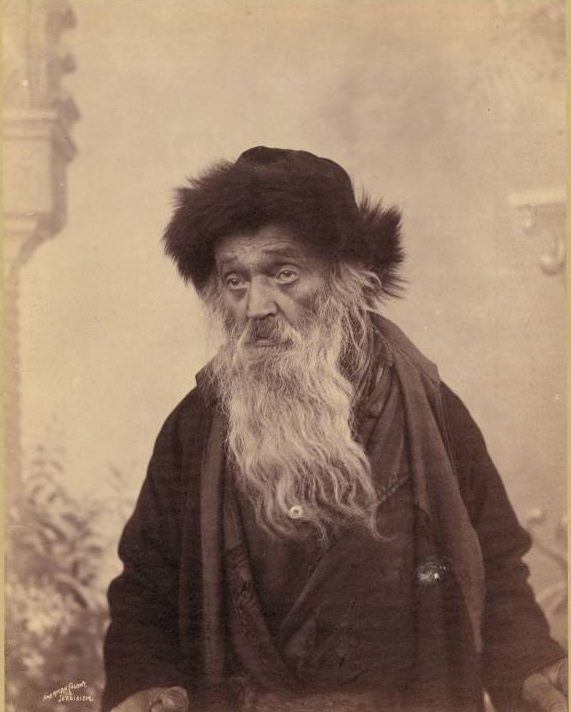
[{"x1": 376, "y1": 316, "x2": 485, "y2": 654}]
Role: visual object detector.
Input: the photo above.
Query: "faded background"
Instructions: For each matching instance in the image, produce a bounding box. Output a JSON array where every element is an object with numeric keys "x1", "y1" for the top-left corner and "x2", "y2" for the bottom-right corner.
[{"x1": 4, "y1": 0, "x2": 566, "y2": 710}]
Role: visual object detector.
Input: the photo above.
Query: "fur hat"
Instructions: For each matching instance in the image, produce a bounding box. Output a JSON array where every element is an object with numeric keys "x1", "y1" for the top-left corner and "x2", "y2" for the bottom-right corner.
[{"x1": 163, "y1": 146, "x2": 404, "y2": 296}]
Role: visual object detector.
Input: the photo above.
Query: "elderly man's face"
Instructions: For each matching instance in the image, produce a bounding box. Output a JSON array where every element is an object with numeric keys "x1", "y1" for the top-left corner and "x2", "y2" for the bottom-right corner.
[
  {"x1": 211, "y1": 224, "x2": 378, "y2": 540},
  {"x1": 214, "y1": 224, "x2": 328, "y2": 340}
]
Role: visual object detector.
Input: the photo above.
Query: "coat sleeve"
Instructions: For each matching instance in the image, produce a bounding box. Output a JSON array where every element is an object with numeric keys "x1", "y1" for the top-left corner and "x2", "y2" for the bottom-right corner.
[
  {"x1": 440, "y1": 385, "x2": 565, "y2": 712},
  {"x1": 102, "y1": 397, "x2": 193, "y2": 712}
]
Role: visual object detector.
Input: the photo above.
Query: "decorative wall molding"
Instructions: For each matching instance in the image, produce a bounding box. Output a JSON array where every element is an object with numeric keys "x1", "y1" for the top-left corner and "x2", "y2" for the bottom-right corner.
[
  {"x1": 3, "y1": 108, "x2": 77, "y2": 276},
  {"x1": 3, "y1": 0, "x2": 78, "y2": 497},
  {"x1": 509, "y1": 188, "x2": 565, "y2": 276},
  {"x1": 3, "y1": 0, "x2": 78, "y2": 111},
  {"x1": 3, "y1": 0, "x2": 79, "y2": 274}
]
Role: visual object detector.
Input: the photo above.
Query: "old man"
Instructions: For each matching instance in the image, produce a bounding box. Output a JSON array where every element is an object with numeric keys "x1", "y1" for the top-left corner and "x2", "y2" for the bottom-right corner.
[{"x1": 103, "y1": 147, "x2": 567, "y2": 712}]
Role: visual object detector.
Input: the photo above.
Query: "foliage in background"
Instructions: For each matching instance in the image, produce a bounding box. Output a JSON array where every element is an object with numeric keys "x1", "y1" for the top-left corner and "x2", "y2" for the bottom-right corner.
[{"x1": 5, "y1": 445, "x2": 133, "y2": 712}]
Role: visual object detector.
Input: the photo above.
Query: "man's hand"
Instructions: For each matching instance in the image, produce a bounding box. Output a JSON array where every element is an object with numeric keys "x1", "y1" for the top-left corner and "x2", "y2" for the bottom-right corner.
[
  {"x1": 522, "y1": 658, "x2": 568, "y2": 712},
  {"x1": 111, "y1": 686, "x2": 189, "y2": 712}
]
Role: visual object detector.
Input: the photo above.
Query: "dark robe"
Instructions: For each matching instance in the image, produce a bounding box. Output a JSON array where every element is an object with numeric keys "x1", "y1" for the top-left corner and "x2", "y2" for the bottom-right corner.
[{"x1": 102, "y1": 318, "x2": 563, "y2": 712}]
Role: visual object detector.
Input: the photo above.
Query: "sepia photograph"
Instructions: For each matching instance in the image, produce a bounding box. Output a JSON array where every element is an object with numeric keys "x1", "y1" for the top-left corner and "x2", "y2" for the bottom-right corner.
[{"x1": 3, "y1": 1, "x2": 567, "y2": 711}]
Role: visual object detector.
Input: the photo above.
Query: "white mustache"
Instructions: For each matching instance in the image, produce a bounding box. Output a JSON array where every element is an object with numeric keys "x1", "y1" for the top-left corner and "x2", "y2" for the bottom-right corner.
[{"x1": 239, "y1": 317, "x2": 298, "y2": 347}]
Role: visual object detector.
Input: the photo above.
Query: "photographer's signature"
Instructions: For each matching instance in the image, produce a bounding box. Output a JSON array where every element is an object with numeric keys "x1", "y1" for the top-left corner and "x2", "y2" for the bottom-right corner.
[{"x1": 43, "y1": 680, "x2": 94, "y2": 704}]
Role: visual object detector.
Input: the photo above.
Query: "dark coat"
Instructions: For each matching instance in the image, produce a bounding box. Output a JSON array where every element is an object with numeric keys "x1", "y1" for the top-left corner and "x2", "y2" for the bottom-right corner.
[{"x1": 102, "y1": 324, "x2": 563, "y2": 712}]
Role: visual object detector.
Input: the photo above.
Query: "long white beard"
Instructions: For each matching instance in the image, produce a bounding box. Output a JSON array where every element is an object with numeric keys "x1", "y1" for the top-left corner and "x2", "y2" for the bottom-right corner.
[{"x1": 209, "y1": 294, "x2": 380, "y2": 540}]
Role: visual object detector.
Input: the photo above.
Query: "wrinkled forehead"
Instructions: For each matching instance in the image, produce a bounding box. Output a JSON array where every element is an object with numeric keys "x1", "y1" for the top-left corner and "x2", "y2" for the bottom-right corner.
[{"x1": 214, "y1": 224, "x2": 328, "y2": 269}]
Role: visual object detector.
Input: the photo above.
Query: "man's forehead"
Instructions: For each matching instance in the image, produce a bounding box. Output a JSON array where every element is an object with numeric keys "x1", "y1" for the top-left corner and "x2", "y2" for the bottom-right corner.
[{"x1": 214, "y1": 225, "x2": 315, "y2": 264}]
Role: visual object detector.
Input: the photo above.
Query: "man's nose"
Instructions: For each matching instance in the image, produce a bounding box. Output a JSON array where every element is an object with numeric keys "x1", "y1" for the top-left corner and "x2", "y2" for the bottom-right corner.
[{"x1": 246, "y1": 276, "x2": 278, "y2": 319}]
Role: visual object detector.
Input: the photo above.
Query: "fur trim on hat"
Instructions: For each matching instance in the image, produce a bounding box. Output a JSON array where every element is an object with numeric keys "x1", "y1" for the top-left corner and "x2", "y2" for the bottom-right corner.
[{"x1": 163, "y1": 150, "x2": 404, "y2": 298}]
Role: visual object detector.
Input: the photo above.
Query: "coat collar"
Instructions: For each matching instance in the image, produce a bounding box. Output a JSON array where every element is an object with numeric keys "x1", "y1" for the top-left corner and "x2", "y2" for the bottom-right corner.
[{"x1": 195, "y1": 361, "x2": 218, "y2": 409}]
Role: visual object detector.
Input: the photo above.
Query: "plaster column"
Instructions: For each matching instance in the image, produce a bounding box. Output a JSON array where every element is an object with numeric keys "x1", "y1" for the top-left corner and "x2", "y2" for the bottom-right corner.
[{"x1": 3, "y1": 0, "x2": 78, "y2": 503}]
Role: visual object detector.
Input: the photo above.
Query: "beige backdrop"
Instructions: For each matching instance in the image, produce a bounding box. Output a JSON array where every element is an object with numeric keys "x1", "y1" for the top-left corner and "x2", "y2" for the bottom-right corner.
[{"x1": 19, "y1": 0, "x2": 566, "y2": 602}]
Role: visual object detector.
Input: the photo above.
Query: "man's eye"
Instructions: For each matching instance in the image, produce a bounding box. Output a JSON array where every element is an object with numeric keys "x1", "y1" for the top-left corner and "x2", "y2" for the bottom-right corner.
[
  {"x1": 275, "y1": 268, "x2": 299, "y2": 284},
  {"x1": 224, "y1": 275, "x2": 246, "y2": 290}
]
